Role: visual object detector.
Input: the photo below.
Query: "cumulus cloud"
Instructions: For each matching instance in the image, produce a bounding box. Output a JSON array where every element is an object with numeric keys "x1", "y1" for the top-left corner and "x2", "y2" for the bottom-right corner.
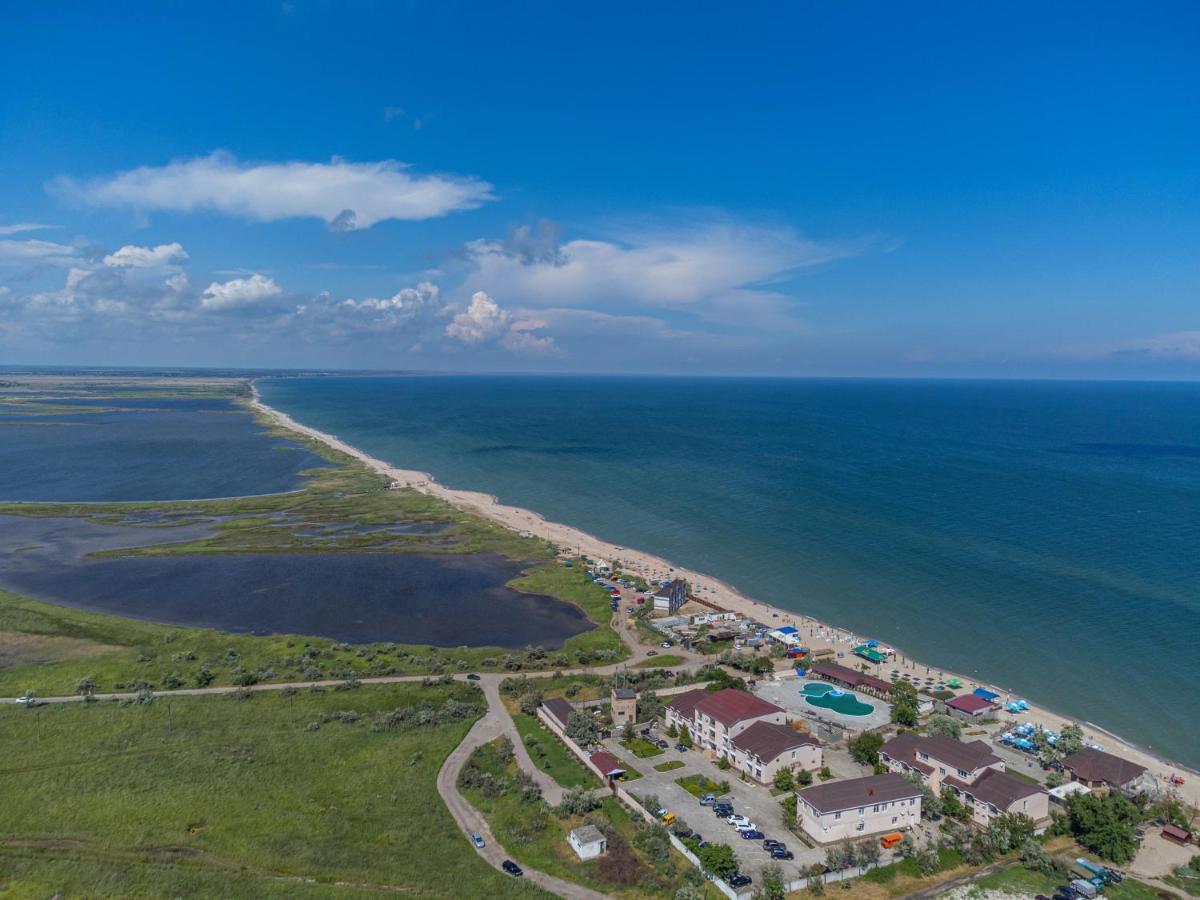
[
  {"x1": 53, "y1": 151, "x2": 494, "y2": 231},
  {"x1": 445, "y1": 291, "x2": 560, "y2": 355},
  {"x1": 200, "y1": 274, "x2": 283, "y2": 310},
  {"x1": 461, "y1": 219, "x2": 854, "y2": 330},
  {"x1": 0, "y1": 223, "x2": 58, "y2": 236},
  {"x1": 103, "y1": 241, "x2": 188, "y2": 268}
]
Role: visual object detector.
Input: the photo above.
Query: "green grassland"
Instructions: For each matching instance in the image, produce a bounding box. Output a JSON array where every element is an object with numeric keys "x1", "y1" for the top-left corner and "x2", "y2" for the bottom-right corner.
[
  {"x1": 0, "y1": 682, "x2": 547, "y2": 899},
  {"x1": 968, "y1": 863, "x2": 1164, "y2": 899},
  {"x1": 510, "y1": 711, "x2": 602, "y2": 790}
]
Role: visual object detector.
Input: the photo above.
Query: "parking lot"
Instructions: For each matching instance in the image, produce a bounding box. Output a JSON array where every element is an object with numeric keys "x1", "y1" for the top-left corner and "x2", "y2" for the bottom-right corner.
[{"x1": 602, "y1": 729, "x2": 827, "y2": 882}]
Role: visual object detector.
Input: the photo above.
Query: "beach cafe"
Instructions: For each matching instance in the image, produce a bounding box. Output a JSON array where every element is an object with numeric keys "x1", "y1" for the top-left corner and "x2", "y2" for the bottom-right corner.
[
  {"x1": 768, "y1": 625, "x2": 802, "y2": 646},
  {"x1": 853, "y1": 644, "x2": 887, "y2": 664}
]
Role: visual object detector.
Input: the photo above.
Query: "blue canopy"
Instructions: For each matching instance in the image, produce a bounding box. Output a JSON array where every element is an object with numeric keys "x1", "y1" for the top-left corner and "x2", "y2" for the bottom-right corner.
[{"x1": 973, "y1": 688, "x2": 999, "y2": 702}]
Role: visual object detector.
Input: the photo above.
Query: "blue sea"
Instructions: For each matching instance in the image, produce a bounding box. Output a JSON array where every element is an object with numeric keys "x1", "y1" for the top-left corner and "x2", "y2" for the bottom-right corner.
[{"x1": 257, "y1": 376, "x2": 1200, "y2": 768}]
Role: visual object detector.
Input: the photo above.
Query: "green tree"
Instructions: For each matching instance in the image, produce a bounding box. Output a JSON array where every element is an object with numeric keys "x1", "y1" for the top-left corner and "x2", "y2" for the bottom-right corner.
[
  {"x1": 680, "y1": 727, "x2": 694, "y2": 749},
  {"x1": 925, "y1": 713, "x2": 961, "y2": 738},
  {"x1": 940, "y1": 788, "x2": 970, "y2": 821},
  {"x1": 565, "y1": 710, "x2": 601, "y2": 746},
  {"x1": 1057, "y1": 723, "x2": 1084, "y2": 757},
  {"x1": 666, "y1": 722, "x2": 678, "y2": 738},
  {"x1": 1064, "y1": 792, "x2": 1140, "y2": 864},
  {"x1": 74, "y1": 677, "x2": 97, "y2": 697},
  {"x1": 1046, "y1": 770, "x2": 1065, "y2": 787},
  {"x1": 698, "y1": 842, "x2": 739, "y2": 880},
  {"x1": 755, "y1": 861, "x2": 786, "y2": 900},
  {"x1": 848, "y1": 731, "x2": 884, "y2": 765},
  {"x1": 780, "y1": 793, "x2": 798, "y2": 820},
  {"x1": 773, "y1": 768, "x2": 795, "y2": 792},
  {"x1": 807, "y1": 863, "x2": 827, "y2": 895},
  {"x1": 518, "y1": 690, "x2": 543, "y2": 716},
  {"x1": 890, "y1": 679, "x2": 920, "y2": 727},
  {"x1": 796, "y1": 768, "x2": 813, "y2": 786}
]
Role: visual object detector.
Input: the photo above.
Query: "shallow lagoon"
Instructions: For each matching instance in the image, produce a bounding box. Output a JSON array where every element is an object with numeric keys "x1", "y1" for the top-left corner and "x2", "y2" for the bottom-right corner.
[
  {"x1": 0, "y1": 516, "x2": 591, "y2": 648},
  {"x1": 0, "y1": 397, "x2": 327, "y2": 502}
]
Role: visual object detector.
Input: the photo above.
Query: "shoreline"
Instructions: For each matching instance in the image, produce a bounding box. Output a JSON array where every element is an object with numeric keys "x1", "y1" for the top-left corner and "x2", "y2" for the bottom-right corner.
[{"x1": 249, "y1": 382, "x2": 1200, "y2": 805}]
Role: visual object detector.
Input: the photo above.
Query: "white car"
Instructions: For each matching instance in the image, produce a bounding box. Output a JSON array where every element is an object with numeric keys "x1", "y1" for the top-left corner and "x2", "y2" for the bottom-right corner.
[
  {"x1": 15, "y1": 694, "x2": 34, "y2": 706},
  {"x1": 734, "y1": 822, "x2": 758, "y2": 833},
  {"x1": 726, "y1": 815, "x2": 751, "y2": 828}
]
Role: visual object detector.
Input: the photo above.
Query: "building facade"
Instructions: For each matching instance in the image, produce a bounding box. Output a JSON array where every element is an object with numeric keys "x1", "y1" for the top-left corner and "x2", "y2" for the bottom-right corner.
[
  {"x1": 652, "y1": 578, "x2": 688, "y2": 615},
  {"x1": 664, "y1": 687, "x2": 786, "y2": 760},
  {"x1": 795, "y1": 774, "x2": 922, "y2": 844},
  {"x1": 611, "y1": 688, "x2": 638, "y2": 726},
  {"x1": 728, "y1": 719, "x2": 822, "y2": 784}
]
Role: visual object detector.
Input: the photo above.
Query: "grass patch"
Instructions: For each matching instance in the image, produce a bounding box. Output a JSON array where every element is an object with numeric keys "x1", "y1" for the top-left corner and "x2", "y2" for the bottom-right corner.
[
  {"x1": 511, "y1": 711, "x2": 600, "y2": 789},
  {"x1": 972, "y1": 863, "x2": 1164, "y2": 899},
  {"x1": 674, "y1": 774, "x2": 730, "y2": 799},
  {"x1": 620, "y1": 737, "x2": 665, "y2": 759},
  {"x1": 0, "y1": 681, "x2": 539, "y2": 899},
  {"x1": 633, "y1": 655, "x2": 685, "y2": 668},
  {"x1": 654, "y1": 760, "x2": 686, "y2": 773}
]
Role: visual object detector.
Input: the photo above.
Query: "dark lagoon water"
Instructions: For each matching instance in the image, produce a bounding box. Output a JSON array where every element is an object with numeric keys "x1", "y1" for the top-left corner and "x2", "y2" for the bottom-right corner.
[
  {"x1": 0, "y1": 516, "x2": 590, "y2": 648},
  {"x1": 0, "y1": 397, "x2": 327, "y2": 502},
  {"x1": 258, "y1": 375, "x2": 1200, "y2": 767}
]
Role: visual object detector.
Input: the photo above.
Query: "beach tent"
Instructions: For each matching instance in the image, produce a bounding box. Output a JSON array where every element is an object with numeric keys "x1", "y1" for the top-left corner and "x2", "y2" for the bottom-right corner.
[
  {"x1": 947, "y1": 678, "x2": 963, "y2": 688},
  {"x1": 853, "y1": 645, "x2": 886, "y2": 664},
  {"x1": 973, "y1": 688, "x2": 999, "y2": 703}
]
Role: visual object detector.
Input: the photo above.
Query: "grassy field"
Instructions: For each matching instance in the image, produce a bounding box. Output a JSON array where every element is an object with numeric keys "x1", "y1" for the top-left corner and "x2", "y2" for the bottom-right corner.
[
  {"x1": 510, "y1": 711, "x2": 601, "y2": 790},
  {"x1": 0, "y1": 682, "x2": 547, "y2": 899},
  {"x1": 633, "y1": 655, "x2": 686, "y2": 668},
  {"x1": 458, "y1": 737, "x2": 712, "y2": 899},
  {"x1": 620, "y1": 737, "x2": 664, "y2": 759},
  {"x1": 969, "y1": 863, "x2": 1165, "y2": 899},
  {"x1": 675, "y1": 774, "x2": 730, "y2": 798}
]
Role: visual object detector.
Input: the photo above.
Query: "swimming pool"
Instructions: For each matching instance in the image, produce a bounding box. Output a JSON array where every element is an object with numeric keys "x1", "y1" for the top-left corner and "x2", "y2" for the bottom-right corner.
[{"x1": 800, "y1": 681, "x2": 874, "y2": 716}]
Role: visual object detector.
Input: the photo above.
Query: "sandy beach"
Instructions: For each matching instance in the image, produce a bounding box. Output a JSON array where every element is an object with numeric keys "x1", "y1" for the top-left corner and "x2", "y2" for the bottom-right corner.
[{"x1": 251, "y1": 386, "x2": 1199, "y2": 808}]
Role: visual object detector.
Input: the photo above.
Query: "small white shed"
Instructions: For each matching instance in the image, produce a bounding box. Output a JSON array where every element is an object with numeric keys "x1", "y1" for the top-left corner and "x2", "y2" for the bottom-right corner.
[{"x1": 568, "y1": 825, "x2": 607, "y2": 860}]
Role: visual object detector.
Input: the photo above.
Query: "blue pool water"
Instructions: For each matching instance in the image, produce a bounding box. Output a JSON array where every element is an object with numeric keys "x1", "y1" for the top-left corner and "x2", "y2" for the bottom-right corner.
[{"x1": 256, "y1": 375, "x2": 1200, "y2": 767}]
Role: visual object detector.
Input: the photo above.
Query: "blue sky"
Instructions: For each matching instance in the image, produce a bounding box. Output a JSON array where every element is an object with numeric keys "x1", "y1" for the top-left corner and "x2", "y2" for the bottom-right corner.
[{"x1": 1, "y1": 1, "x2": 1197, "y2": 376}]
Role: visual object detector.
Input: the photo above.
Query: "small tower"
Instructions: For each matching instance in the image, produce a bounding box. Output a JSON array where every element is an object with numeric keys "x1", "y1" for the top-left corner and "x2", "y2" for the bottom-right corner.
[{"x1": 611, "y1": 687, "x2": 638, "y2": 726}]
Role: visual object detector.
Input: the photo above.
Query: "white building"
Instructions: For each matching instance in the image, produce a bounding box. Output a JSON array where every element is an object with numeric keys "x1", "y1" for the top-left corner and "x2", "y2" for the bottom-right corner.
[
  {"x1": 592, "y1": 559, "x2": 612, "y2": 576},
  {"x1": 568, "y1": 825, "x2": 607, "y2": 860},
  {"x1": 796, "y1": 774, "x2": 922, "y2": 844}
]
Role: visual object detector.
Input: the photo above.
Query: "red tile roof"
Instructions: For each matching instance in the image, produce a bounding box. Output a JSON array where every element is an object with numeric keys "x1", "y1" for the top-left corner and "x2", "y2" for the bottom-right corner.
[
  {"x1": 946, "y1": 694, "x2": 993, "y2": 714},
  {"x1": 731, "y1": 721, "x2": 820, "y2": 763},
  {"x1": 664, "y1": 688, "x2": 710, "y2": 720},
  {"x1": 694, "y1": 688, "x2": 784, "y2": 726},
  {"x1": 590, "y1": 750, "x2": 625, "y2": 777}
]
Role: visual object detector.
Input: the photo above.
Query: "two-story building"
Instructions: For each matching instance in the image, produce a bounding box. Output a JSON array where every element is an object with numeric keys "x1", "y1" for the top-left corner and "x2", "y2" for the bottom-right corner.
[
  {"x1": 796, "y1": 773, "x2": 922, "y2": 843},
  {"x1": 881, "y1": 732, "x2": 1049, "y2": 825},
  {"x1": 651, "y1": 578, "x2": 688, "y2": 615},
  {"x1": 663, "y1": 687, "x2": 785, "y2": 760},
  {"x1": 728, "y1": 720, "x2": 822, "y2": 784}
]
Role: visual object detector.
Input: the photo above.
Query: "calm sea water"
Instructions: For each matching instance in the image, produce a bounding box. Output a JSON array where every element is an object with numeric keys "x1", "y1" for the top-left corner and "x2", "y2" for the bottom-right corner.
[
  {"x1": 259, "y1": 376, "x2": 1200, "y2": 767},
  {"x1": 0, "y1": 397, "x2": 327, "y2": 501}
]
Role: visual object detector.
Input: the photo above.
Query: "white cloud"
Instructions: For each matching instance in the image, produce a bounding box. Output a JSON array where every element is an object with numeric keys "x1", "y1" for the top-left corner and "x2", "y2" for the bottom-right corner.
[
  {"x1": 1091, "y1": 331, "x2": 1200, "y2": 362},
  {"x1": 0, "y1": 223, "x2": 58, "y2": 236},
  {"x1": 104, "y1": 241, "x2": 188, "y2": 268},
  {"x1": 445, "y1": 291, "x2": 559, "y2": 355},
  {"x1": 54, "y1": 151, "x2": 494, "y2": 231},
  {"x1": 0, "y1": 238, "x2": 79, "y2": 265},
  {"x1": 201, "y1": 274, "x2": 282, "y2": 310},
  {"x1": 462, "y1": 220, "x2": 853, "y2": 330}
]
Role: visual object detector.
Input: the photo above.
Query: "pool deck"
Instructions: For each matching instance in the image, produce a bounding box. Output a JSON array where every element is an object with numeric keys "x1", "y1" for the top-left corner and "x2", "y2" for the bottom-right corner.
[{"x1": 756, "y1": 673, "x2": 891, "y2": 732}]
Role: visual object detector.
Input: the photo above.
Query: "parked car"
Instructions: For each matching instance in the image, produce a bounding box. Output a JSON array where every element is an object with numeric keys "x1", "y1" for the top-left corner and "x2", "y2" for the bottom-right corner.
[
  {"x1": 728, "y1": 873, "x2": 752, "y2": 888},
  {"x1": 726, "y1": 815, "x2": 750, "y2": 828},
  {"x1": 713, "y1": 806, "x2": 733, "y2": 818},
  {"x1": 15, "y1": 694, "x2": 34, "y2": 706},
  {"x1": 734, "y1": 822, "x2": 758, "y2": 833},
  {"x1": 675, "y1": 742, "x2": 688, "y2": 752},
  {"x1": 699, "y1": 793, "x2": 714, "y2": 806},
  {"x1": 763, "y1": 839, "x2": 784, "y2": 850},
  {"x1": 647, "y1": 650, "x2": 658, "y2": 657},
  {"x1": 740, "y1": 829, "x2": 765, "y2": 840},
  {"x1": 466, "y1": 673, "x2": 481, "y2": 681},
  {"x1": 655, "y1": 739, "x2": 669, "y2": 749},
  {"x1": 770, "y1": 847, "x2": 794, "y2": 860},
  {"x1": 501, "y1": 860, "x2": 522, "y2": 877},
  {"x1": 661, "y1": 640, "x2": 673, "y2": 648},
  {"x1": 470, "y1": 832, "x2": 485, "y2": 848}
]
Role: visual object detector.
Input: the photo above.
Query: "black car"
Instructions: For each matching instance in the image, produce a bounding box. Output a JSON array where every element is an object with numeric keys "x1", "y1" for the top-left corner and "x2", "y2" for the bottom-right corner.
[
  {"x1": 770, "y1": 847, "x2": 795, "y2": 860},
  {"x1": 763, "y1": 839, "x2": 783, "y2": 850},
  {"x1": 728, "y1": 873, "x2": 752, "y2": 888},
  {"x1": 501, "y1": 860, "x2": 522, "y2": 877},
  {"x1": 466, "y1": 673, "x2": 481, "y2": 681}
]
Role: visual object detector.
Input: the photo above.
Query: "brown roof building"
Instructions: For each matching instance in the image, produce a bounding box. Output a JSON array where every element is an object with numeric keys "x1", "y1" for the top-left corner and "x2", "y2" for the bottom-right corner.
[
  {"x1": 795, "y1": 773, "x2": 923, "y2": 843},
  {"x1": 798, "y1": 773, "x2": 922, "y2": 814},
  {"x1": 1063, "y1": 748, "x2": 1147, "y2": 791},
  {"x1": 808, "y1": 662, "x2": 892, "y2": 696},
  {"x1": 542, "y1": 697, "x2": 575, "y2": 731}
]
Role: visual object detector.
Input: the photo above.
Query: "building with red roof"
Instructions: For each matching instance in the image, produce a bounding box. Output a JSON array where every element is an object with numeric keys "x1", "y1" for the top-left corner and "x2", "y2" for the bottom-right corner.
[
  {"x1": 589, "y1": 749, "x2": 626, "y2": 780},
  {"x1": 944, "y1": 693, "x2": 995, "y2": 720},
  {"x1": 664, "y1": 687, "x2": 786, "y2": 762}
]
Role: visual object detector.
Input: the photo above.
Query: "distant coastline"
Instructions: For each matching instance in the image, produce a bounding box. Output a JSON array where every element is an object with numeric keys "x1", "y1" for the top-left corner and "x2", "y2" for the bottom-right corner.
[{"x1": 250, "y1": 378, "x2": 1200, "y2": 805}]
